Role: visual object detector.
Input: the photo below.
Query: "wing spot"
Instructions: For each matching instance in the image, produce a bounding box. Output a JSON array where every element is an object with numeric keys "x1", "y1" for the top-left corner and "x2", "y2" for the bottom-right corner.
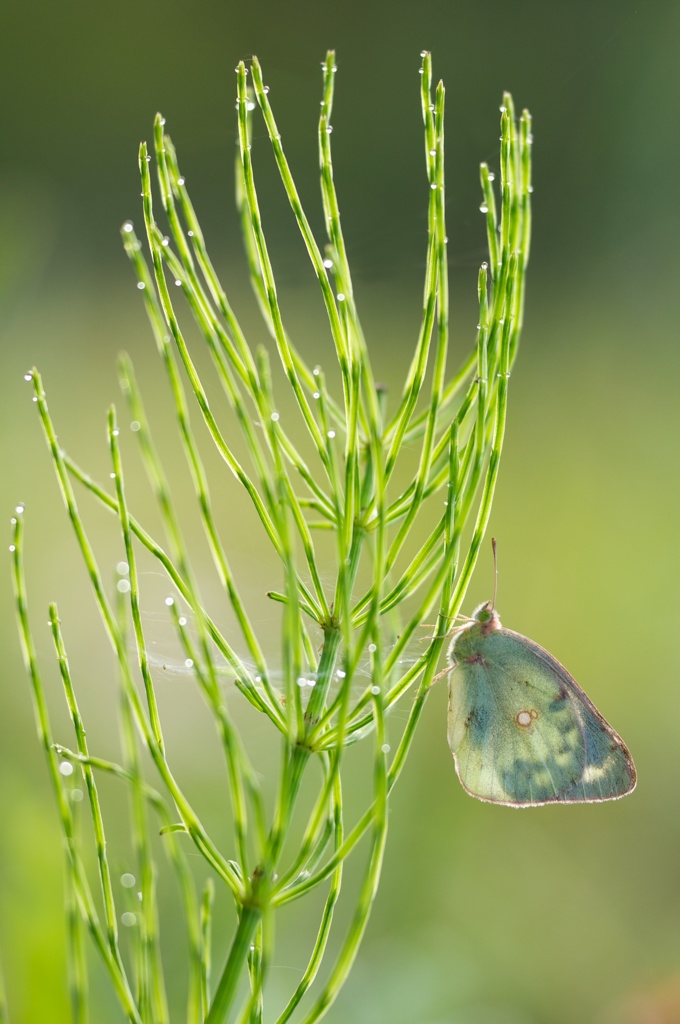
[
  {"x1": 515, "y1": 709, "x2": 537, "y2": 728},
  {"x1": 582, "y1": 763, "x2": 608, "y2": 783}
]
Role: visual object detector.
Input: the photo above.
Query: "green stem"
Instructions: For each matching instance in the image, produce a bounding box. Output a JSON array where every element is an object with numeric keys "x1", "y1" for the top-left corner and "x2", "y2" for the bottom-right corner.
[{"x1": 206, "y1": 905, "x2": 262, "y2": 1024}]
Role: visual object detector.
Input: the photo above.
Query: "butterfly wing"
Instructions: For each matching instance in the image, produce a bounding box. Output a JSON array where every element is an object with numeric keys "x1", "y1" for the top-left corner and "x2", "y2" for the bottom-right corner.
[{"x1": 448, "y1": 626, "x2": 636, "y2": 807}]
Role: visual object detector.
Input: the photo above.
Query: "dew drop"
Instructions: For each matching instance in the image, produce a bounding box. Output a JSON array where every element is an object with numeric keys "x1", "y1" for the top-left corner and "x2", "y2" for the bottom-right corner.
[
  {"x1": 174, "y1": 279, "x2": 182, "y2": 287},
  {"x1": 187, "y1": 230, "x2": 194, "y2": 237},
  {"x1": 178, "y1": 616, "x2": 187, "y2": 626},
  {"x1": 270, "y1": 412, "x2": 280, "y2": 422},
  {"x1": 371, "y1": 685, "x2": 381, "y2": 695},
  {"x1": 122, "y1": 221, "x2": 134, "y2": 233},
  {"x1": 121, "y1": 912, "x2": 136, "y2": 928},
  {"x1": 117, "y1": 579, "x2": 131, "y2": 594},
  {"x1": 112, "y1": 428, "x2": 119, "y2": 437},
  {"x1": 117, "y1": 561, "x2": 129, "y2": 576},
  {"x1": 8, "y1": 544, "x2": 15, "y2": 553},
  {"x1": 24, "y1": 372, "x2": 33, "y2": 381},
  {"x1": 368, "y1": 643, "x2": 377, "y2": 653},
  {"x1": 323, "y1": 258, "x2": 333, "y2": 269},
  {"x1": 313, "y1": 392, "x2": 320, "y2": 400},
  {"x1": 327, "y1": 430, "x2": 336, "y2": 439},
  {"x1": 336, "y1": 292, "x2": 345, "y2": 302},
  {"x1": 177, "y1": 177, "x2": 185, "y2": 186},
  {"x1": 136, "y1": 282, "x2": 146, "y2": 290},
  {"x1": 381, "y1": 743, "x2": 391, "y2": 754},
  {"x1": 130, "y1": 421, "x2": 141, "y2": 432},
  {"x1": 165, "y1": 597, "x2": 175, "y2": 607},
  {"x1": 71, "y1": 788, "x2": 84, "y2": 803},
  {"x1": 336, "y1": 669, "x2": 346, "y2": 679},
  {"x1": 488, "y1": 172, "x2": 495, "y2": 182},
  {"x1": 121, "y1": 873, "x2": 136, "y2": 888},
  {"x1": 184, "y1": 658, "x2": 194, "y2": 669},
  {"x1": 480, "y1": 203, "x2": 488, "y2": 213},
  {"x1": 59, "y1": 762, "x2": 74, "y2": 777},
  {"x1": 32, "y1": 396, "x2": 38, "y2": 402}
]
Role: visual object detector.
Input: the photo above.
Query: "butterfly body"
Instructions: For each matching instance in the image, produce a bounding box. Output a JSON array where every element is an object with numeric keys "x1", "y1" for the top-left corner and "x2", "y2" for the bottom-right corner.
[{"x1": 447, "y1": 602, "x2": 636, "y2": 806}]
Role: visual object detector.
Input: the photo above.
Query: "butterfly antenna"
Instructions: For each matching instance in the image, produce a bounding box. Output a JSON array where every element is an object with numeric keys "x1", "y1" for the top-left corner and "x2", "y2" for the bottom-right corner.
[{"x1": 491, "y1": 536, "x2": 498, "y2": 612}]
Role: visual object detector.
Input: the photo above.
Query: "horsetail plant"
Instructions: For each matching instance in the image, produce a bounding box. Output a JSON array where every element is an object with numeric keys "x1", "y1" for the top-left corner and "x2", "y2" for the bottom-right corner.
[{"x1": 12, "y1": 51, "x2": 532, "y2": 1023}]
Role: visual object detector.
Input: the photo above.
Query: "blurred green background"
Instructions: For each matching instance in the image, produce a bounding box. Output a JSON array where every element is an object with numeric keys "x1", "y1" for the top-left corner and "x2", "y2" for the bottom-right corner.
[{"x1": 1, "y1": 1, "x2": 679, "y2": 1022}]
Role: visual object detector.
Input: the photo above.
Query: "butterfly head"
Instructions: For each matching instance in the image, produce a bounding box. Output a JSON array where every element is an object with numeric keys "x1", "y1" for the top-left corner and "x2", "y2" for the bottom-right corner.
[
  {"x1": 471, "y1": 601, "x2": 502, "y2": 634},
  {"x1": 448, "y1": 601, "x2": 502, "y2": 665}
]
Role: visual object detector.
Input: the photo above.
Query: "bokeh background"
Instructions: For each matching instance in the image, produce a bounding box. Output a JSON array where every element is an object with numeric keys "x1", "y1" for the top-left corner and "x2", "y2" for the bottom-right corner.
[{"x1": 1, "y1": 2, "x2": 679, "y2": 1022}]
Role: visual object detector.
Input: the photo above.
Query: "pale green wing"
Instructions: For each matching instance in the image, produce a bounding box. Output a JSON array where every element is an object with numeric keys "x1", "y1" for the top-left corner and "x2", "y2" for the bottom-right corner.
[
  {"x1": 507, "y1": 630, "x2": 637, "y2": 803},
  {"x1": 448, "y1": 627, "x2": 636, "y2": 807}
]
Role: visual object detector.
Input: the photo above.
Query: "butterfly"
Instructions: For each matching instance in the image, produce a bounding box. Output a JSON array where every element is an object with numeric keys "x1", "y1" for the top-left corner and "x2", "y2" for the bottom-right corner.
[{"x1": 447, "y1": 601, "x2": 636, "y2": 806}]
